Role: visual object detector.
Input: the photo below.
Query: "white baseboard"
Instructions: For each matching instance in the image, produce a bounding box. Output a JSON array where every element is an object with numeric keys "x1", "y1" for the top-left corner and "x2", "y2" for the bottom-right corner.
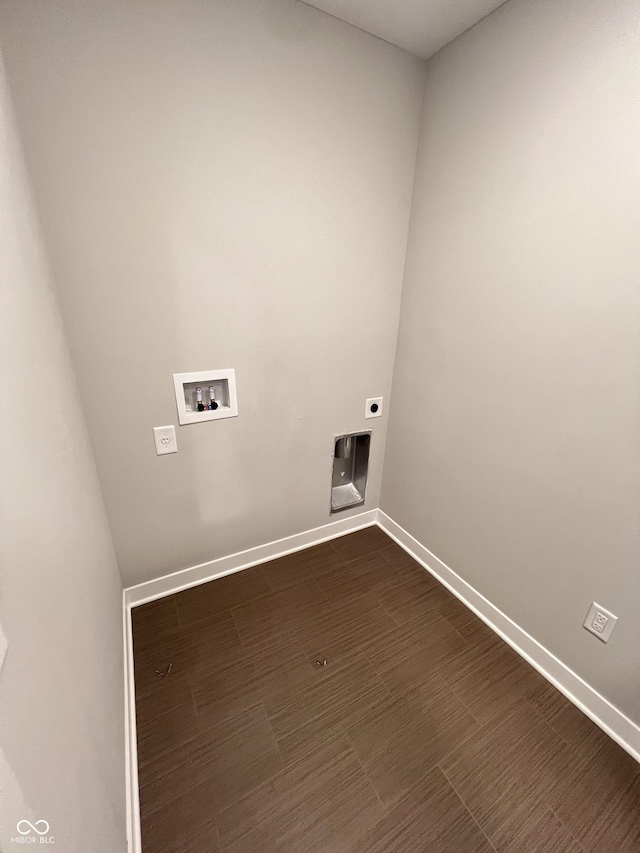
[
  {"x1": 124, "y1": 509, "x2": 378, "y2": 608},
  {"x1": 123, "y1": 593, "x2": 142, "y2": 853},
  {"x1": 377, "y1": 510, "x2": 640, "y2": 764}
]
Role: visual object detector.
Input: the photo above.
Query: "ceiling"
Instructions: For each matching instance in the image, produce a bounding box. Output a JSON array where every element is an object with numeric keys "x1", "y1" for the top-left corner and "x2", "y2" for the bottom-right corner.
[{"x1": 301, "y1": 0, "x2": 507, "y2": 60}]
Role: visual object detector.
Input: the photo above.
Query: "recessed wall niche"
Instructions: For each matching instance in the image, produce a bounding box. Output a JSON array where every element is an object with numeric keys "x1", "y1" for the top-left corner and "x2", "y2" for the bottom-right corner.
[{"x1": 172, "y1": 369, "x2": 238, "y2": 425}]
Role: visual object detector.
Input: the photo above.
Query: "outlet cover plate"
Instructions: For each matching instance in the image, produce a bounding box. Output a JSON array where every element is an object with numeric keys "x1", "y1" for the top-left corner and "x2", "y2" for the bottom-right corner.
[
  {"x1": 365, "y1": 397, "x2": 383, "y2": 419},
  {"x1": 583, "y1": 602, "x2": 617, "y2": 643},
  {"x1": 153, "y1": 425, "x2": 177, "y2": 455}
]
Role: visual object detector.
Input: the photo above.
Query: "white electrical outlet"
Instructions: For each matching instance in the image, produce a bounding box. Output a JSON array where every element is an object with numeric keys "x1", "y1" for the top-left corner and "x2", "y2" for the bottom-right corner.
[
  {"x1": 365, "y1": 397, "x2": 383, "y2": 419},
  {"x1": 583, "y1": 602, "x2": 617, "y2": 643},
  {"x1": 153, "y1": 425, "x2": 177, "y2": 455}
]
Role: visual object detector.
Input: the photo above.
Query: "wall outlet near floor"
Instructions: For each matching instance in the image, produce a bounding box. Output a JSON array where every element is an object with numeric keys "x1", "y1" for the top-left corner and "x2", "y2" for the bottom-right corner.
[
  {"x1": 153, "y1": 425, "x2": 177, "y2": 455},
  {"x1": 583, "y1": 602, "x2": 617, "y2": 643},
  {"x1": 365, "y1": 397, "x2": 383, "y2": 419}
]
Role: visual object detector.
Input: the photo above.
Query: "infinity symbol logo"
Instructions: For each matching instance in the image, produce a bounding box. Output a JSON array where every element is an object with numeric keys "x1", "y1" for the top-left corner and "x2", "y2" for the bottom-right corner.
[{"x1": 17, "y1": 820, "x2": 50, "y2": 836}]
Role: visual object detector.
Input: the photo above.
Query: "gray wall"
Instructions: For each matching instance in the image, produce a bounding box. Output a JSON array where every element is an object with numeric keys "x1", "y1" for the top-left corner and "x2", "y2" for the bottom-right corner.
[
  {"x1": 0, "y1": 0, "x2": 425, "y2": 587},
  {"x1": 0, "y1": 59, "x2": 126, "y2": 851},
  {"x1": 382, "y1": 0, "x2": 640, "y2": 722}
]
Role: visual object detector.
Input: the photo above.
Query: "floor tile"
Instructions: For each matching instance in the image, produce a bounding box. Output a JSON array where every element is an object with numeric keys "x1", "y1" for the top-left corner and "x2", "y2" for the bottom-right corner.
[
  {"x1": 241, "y1": 626, "x2": 316, "y2": 700},
  {"x1": 177, "y1": 612, "x2": 245, "y2": 668},
  {"x1": 525, "y1": 679, "x2": 609, "y2": 759},
  {"x1": 436, "y1": 593, "x2": 506, "y2": 655},
  {"x1": 134, "y1": 611, "x2": 244, "y2": 699},
  {"x1": 190, "y1": 641, "x2": 261, "y2": 727},
  {"x1": 184, "y1": 704, "x2": 284, "y2": 815},
  {"x1": 189, "y1": 622, "x2": 316, "y2": 729},
  {"x1": 352, "y1": 765, "x2": 494, "y2": 853},
  {"x1": 260, "y1": 541, "x2": 344, "y2": 591},
  {"x1": 378, "y1": 540, "x2": 420, "y2": 569},
  {"x1": 264, "y1": 648, "x2": 390, "y2": 765},
  {"x1": 376, "y1": 569, "x2": 453, "y2": 626},
  {"x1": 175, "y1": 566, "x2": 271, "y2": 627},
  {"x1": 347, "y1": 671, "x2": 479, "y2": 807},
  {"x1": 231, "y1": 579, "x2": 332, "y2": 648},
  {"x1": 549, "y1": 738, "x2": 640, "y2": 853},
  {"x1": 133, "y1": 528, "x2": 638, "y2": 853},
  {"x1": 330, "y1": 525, "x2": 393, "y2": 560},
  {"x1": 292, "y1": 591, "x2": 396, "y2": 665},
  {"x1": 217, "y1": 735, "x2": 383, "y2": 853},
  {"x1": 140, "y1": 796, "x2": 221, "y2": 853},
  {"x1": 360, "y1": 612, "x2": 468, "y2": 693},
  {"x1": 379, "y1": 545, "x2": 448, "y2": 592},
  {"x1": 495, "y1": 802, "x2": 583, "y2": 853},
  {"x1": 439, "y1": 700, "x2": 583, "y2": 850},
  {"x1": 140, "y1": 703, "x2": 283, "y2": 822},
  {"x1": 132, "y1": 595, "x2": 179, "y2": 644},
  {"x1": 135, "y1": 671, "x2": 199, "y2": 787},
  {"x1": 436, "y1": 637, "x2": 547, "y2": 724},
  {"x1": 174, "y1": 798, "x2": 221, "y2": 853},
  {"x1": 132, "y1": 596, "x2": 184, "y2": 697},
  {"x1": 314, "y1": 552, "x2": 401, "y2": 605}
]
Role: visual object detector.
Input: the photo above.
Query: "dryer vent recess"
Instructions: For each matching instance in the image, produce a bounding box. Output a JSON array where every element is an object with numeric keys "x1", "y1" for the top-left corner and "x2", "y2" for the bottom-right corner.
[{"x1": 330, "y1": 432, "x2": 371, "y2": 513}]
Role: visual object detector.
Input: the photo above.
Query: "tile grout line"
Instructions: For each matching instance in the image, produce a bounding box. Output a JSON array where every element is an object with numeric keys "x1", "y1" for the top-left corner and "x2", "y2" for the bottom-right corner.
[
  {"x1": 179, "y1": 593, "x2": 272, "y2": 632},
  {"x1": 352, "y1": 647, "x2": 394, "y2": 707},
  {"x1": 216, "y1": 700, "x2": 390, "y2": 852},
  {"x1": 524, "y1": 697, "x2": 594, "y2": 769},
  {"x1": 289, "y1": 621, "x2": 327, "y2": 674},
  {"x1": 309, "y1": 575, "x2": 335, "y2": 609},
  {"x1": 546, "y1": 804, "x2": 589, "y2": 853},
  {"x1": 257, "y1": 563, "x2": 274, "y2": 594},
  {"x1": 214, "y1": 816, "x2": 223, "y2": 853},
  {"x1": 260, "y1": 646, "x2": 392, "y2": 772},
  {"x1": 195, "y1": 703, "x2": 289, "y2": 822},
  {"x1": 187, "y1": 670, "x2": 203, "y2": 732},
  {"x1": 524, "y1": 693, "x2": 609, "y2": 766},
  {"x1": 522, "y1": 696, "x2": 607, "y2": 845},
  {"x1": 437, "y1": 762, "x2": 499, "y2": 853},
  {"x1": 260, "y1": 699, "x2": 288, "y2": 772},
  {"x1": 526, "y1": 696, "x2": 580, "y2": 752},
  {"x1": 170, "y1": 593, "x2": 181, "y2": 629},
  {"x1": 373, "y1": 588, "x2": 406, "y2": 629},
  {"x1": 432, "y1": 654, "x2": 484, "y2": 726},
  {"x1": 427, "y1": 613, "x2": 537, "y2": 729},
  {"x1": 429, "y1": 701, "x2": 497, "y2": 773},
  {"x1": 229, "y1": 605, "x2": 253, "y2": 655},
  {"x1": 356, "y1": 642, "x2": 396, "y2": 698},
  {"x1": 344, "y1": 729, "x2": 389, "y2": 815}
]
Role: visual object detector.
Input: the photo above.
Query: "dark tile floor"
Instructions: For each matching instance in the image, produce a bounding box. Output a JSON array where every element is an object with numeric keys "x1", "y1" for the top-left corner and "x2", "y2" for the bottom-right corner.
[{"x1": 132, "y1": 526, "x2": 640, "y2": 853}]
